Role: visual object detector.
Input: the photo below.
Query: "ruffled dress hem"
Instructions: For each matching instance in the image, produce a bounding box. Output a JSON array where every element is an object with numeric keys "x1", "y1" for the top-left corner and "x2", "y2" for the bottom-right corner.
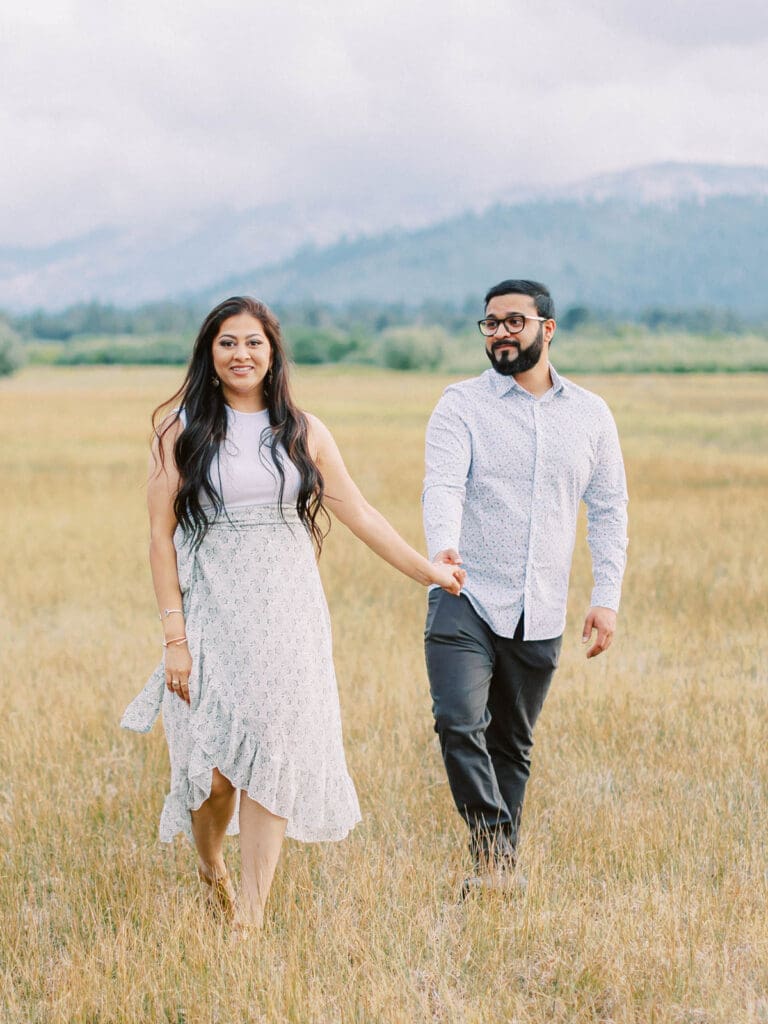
[{"x1": 121, "y1": 670, "x2": 361, "y2": 844}]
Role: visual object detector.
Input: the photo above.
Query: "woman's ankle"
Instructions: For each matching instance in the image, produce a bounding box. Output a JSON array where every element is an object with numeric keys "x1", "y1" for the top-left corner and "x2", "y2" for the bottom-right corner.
[{"x1": 198, "y1": 856, "x2": 227, "y2": 880}]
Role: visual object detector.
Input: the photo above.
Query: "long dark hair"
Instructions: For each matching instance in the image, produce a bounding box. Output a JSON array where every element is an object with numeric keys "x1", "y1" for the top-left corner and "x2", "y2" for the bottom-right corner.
[{"x1": 152, "y1": 296, "x2": 328, "y2": 552}]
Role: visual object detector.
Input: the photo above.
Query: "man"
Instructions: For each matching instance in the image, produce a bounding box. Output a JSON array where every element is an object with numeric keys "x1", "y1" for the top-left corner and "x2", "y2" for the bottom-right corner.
[{"x1": 422, "y1": 279, "x2": 628, "y2": 896}]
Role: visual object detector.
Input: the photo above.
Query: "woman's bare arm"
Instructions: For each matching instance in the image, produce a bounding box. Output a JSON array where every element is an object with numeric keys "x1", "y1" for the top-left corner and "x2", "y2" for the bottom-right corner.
[
  {"x1": 147, "y1": 416, "x2": 192, "y2": 703},
  {"x1": 308, "y1": 415, "x2": 465, "y2": 593}
]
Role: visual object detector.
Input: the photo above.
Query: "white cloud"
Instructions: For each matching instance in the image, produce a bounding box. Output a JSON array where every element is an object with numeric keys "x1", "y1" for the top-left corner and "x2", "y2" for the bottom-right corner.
[
  {"x1": 575, "y1": 0, "x2": 768, "y2": 46},
  {"x1": 1, "y1": 0, "x2": 767, "y2": 246}
]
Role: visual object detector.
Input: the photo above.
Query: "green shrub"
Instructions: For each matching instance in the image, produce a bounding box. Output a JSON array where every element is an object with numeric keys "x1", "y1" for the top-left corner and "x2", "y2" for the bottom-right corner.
[
  {"x1": 287, "y1": 328, "x2": 367, "y2": 365},
  {"x1": 0, "y1": 320, "x2": 25, "y2": 376},
  {"x1": 379, "y1": 326, "x2": 446, "y2": 371}
]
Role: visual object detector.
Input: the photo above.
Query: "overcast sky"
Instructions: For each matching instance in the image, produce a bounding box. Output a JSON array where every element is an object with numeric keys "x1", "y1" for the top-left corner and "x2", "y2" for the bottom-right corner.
[{"x1": 2, "y1": 0, "x2": 768, "y2": 247}]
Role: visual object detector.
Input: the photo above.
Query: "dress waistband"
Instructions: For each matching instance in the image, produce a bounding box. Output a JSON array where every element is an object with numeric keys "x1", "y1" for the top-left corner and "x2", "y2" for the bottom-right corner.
[{"x1": 201, "y1": 504, "x2": 302, "y2": 530}]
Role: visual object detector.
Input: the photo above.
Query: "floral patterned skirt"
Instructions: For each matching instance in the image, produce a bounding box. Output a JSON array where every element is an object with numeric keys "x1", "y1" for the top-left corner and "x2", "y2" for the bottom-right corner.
[{"x1": 121, "y1": 504, "x2": 361, "y2": 843}]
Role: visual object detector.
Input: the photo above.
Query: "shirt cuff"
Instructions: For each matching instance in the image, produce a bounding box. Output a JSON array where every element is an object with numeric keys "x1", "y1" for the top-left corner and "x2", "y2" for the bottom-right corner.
[
  {"x1": 426, "y1": 533, "x2": 462, "y2": 561},
  {"x1": 590, "y1": 584, "x2": 621, "y2": 612}
]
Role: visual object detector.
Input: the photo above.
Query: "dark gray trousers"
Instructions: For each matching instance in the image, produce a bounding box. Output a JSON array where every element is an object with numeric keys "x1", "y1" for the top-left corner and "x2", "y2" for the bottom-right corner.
[{"x1": 424, "y1": 590, "x2": 562, "y2": 864}]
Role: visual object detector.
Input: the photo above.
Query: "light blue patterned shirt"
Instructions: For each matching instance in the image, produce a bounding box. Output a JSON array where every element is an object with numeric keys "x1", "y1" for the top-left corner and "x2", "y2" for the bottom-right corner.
[{"x1": 422, "y1": 366, "x2": 628, "y2": 641}]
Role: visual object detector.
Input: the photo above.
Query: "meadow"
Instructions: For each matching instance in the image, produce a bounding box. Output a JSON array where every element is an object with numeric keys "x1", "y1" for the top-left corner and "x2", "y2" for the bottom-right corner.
[{"x1": 0, "y1": 366, "x2": 766, "y2": 1023}]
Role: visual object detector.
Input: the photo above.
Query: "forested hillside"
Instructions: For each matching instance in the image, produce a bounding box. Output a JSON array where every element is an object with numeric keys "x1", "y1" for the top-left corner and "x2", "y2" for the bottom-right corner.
[{"x1": 206, "y1": 196, "x2": 768, "y2": 316}]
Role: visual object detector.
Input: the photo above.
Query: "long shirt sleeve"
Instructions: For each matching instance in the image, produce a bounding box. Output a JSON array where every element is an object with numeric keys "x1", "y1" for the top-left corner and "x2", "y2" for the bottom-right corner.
[
  {"x1": 584, "y1": 411, "x2": 629, "y2": 611},
  {"x1": 422, "y1": 392, "x2": 472, "y2": 559}
]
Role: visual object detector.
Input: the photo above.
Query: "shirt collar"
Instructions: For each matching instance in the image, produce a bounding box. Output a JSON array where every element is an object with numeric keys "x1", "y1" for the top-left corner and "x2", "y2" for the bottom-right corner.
[{"x1": 485, "y1": 363, "x2": 568, "y2": 400}]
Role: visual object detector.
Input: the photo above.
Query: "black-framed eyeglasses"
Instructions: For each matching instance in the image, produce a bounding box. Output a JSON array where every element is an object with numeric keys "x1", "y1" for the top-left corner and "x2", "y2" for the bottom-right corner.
[{"x1": 477, "y1": 314, "x2": 547, "y2": 337}]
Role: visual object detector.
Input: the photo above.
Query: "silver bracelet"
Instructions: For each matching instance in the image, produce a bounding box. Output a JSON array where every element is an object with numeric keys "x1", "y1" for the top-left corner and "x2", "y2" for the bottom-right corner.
[{"x1": 158, "y1": 608, "x2": 184, "y2": 620}]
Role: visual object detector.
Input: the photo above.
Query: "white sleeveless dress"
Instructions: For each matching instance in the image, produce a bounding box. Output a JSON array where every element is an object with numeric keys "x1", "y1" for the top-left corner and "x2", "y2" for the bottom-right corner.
[{"x1": 121, "y1": 407, "x2": 361, "y2": 843}]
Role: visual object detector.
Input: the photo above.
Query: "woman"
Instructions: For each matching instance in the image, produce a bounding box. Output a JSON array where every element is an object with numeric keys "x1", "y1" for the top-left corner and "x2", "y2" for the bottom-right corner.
[{"x1": 121, "y1": 296, "x2": 464, "y2": 934}]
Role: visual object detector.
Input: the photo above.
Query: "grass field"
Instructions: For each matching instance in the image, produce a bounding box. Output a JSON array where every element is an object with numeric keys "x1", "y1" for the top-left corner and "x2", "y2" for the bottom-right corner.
[{"x1": 1, "y1": 366, "x2": 766, "y2": 1023}]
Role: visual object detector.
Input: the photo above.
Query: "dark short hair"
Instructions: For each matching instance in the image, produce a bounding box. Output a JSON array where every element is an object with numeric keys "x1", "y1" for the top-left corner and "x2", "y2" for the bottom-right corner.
[{"x1": 484, "y1": 279, "x2": 555, "y2": 320}]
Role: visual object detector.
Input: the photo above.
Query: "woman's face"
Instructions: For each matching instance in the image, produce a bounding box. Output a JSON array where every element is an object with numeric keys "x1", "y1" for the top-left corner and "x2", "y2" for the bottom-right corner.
[{"x1": 211, "y1": 312, "x2": 272, "y2": 409}]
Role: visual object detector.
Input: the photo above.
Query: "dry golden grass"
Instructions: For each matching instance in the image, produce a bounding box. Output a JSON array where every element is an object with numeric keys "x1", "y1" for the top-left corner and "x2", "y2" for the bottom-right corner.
[{"x1": 0, "y1": 365, "x2": 766, "y2": 1023}]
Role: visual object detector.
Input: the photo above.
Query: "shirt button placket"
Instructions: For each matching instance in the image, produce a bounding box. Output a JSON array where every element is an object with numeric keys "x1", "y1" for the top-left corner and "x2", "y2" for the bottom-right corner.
[{"x1": 523, "y1": 401, "x2": 541, "y2": 639}]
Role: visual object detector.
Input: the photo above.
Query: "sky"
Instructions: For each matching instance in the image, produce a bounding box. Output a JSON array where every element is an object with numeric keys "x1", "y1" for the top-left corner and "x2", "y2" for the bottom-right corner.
[{"x1": 2, "y1": 0, "x2": 768, "y2": 248}]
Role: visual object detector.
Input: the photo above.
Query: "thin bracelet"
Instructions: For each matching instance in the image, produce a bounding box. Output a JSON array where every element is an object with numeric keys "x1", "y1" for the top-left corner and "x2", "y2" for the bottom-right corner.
[
  {"x1": 158, "y1": 608, "x2": 184, "y2": 620},
  {"x1": 162, "y1": 636, "x2": 188, "y2": 648}
]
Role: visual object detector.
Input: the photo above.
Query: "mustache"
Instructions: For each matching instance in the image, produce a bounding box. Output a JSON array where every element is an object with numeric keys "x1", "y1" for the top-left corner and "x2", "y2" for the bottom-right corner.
[{"x1": 491, "y1": 340, "x2": 521, "y2": 355}]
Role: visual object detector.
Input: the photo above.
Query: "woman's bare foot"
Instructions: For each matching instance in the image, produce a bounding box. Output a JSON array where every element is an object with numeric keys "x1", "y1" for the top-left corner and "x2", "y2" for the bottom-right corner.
[
  {"x1": 230, "y1": 912, "x2": 262, "y2": 944},
  {"x1": 198, "y1": 862, "x2": 238, "y2": 921}
]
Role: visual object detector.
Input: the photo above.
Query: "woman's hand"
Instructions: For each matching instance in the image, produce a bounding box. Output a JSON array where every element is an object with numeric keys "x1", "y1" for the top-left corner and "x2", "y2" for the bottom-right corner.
[
  {"x1": 430, "y1": 561, "x2": 466, "y2": 595},
  {"x1": 164, "y1": 641, "x2": 192, "y2": 704}
]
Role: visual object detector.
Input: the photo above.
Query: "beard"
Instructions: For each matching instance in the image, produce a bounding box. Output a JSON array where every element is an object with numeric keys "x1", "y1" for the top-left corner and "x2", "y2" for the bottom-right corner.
[{"x1": 485, "y1": 325, "x2": 544, "y2": 376}]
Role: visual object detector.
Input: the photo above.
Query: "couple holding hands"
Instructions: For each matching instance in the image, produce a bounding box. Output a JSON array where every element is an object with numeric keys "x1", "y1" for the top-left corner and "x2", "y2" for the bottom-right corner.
[{"x1": 122, "y1": 279, "x2": 628, "y2": 933}]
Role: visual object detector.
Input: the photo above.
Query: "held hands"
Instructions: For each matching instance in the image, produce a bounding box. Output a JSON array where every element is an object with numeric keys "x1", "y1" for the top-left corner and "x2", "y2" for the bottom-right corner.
[
  {"x1": 581, "y1": 606, "x2": 617, "y2": 659},
  {"x1": 432, "y1": 548, "x2": 466, "y2": 595},
  {"x1": 164, "y1": 641, "x2": 192, "y2": 703}
]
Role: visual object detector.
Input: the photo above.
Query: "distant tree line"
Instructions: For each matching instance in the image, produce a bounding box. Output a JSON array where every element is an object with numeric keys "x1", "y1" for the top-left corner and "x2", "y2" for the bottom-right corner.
[
  {"x1": 2, "y1": 298, "x2": 767, "y2": 376},
  {"x1": 6, "y1": 296, "x2": 764, "y2": 342},
  {"x1": 8, "y1": 300, "x2": 207, "y2": 341}
]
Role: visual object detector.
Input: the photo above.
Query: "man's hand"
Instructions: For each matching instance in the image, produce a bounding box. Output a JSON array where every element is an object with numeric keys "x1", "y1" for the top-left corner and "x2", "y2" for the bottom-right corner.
[
  {"x1": 433, "y1": 548, "x2": 463, "y2": 567},
  {"x1": 581, "y1": 606, "x2": 617, "y2": 659},
  {"x1": 432, "y1": 549, "x2": 465, "y2": 591}
]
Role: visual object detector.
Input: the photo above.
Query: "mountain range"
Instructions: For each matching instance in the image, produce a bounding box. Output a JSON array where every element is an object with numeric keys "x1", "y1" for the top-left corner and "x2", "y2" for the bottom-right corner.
[{"x1": 3, "y1": 162, "x2": 768, "y2": 316}]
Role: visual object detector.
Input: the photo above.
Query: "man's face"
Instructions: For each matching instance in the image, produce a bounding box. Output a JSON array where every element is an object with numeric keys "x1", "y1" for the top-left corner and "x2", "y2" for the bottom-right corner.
[{"x1": 483, "y1": 293, "x2": 549, "y2": 376}]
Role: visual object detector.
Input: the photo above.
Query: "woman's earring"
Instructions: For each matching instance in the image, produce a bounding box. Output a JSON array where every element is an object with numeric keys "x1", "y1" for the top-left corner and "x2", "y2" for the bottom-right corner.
[{"x1": 211, "y1": 375, "x2": 220, "y2": 388}]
